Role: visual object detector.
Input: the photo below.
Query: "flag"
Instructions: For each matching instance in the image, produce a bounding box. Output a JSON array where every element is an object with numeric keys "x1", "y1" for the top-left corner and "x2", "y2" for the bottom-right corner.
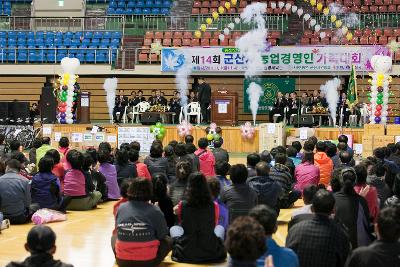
[{"x1": 346, "y1": 65, "x2": 358, "y2": 109}]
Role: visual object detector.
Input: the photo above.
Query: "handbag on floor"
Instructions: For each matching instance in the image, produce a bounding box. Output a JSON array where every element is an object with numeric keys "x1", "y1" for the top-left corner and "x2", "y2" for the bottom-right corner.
[{"x1": 31, "y1": 208, "x2": 67, "y2": 225}]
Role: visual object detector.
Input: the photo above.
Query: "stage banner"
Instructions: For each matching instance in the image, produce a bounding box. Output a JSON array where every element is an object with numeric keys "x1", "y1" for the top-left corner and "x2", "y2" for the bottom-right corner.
[
  {"x1": 161, "y1": 45, "x2": 388, "y2": 72},
  {"x1": 243, "y1": 78, "x2": 296, "y2": 113},
  {"x1": 118, "y1": 127, "x2": 155, "y2": 153}
]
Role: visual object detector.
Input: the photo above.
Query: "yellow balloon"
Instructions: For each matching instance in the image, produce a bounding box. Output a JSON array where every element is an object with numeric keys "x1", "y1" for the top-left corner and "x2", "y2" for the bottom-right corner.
[
  {"x1": 212, "y1": 11, "x2": 219, "y2": 20},
  {"x1": 62, "y1": 80, "x2": 68, "y2": 86},
  {"x1": 225, "y1": 2, "x2": 231, "y2": 9},
  {"x1": 200, "y1": 24, "x2": 207, "y2": 32},
  {"x1": 368, "y1": 79, "x2": 372, "y2": 83},
  {"x1": 231, "y1": 0, "x2": 237, "y2": 5},
  {"x1": 317, "y1": 3, "x2": 323, "y2": 11},
  {"x1": 218, "y1": 6, "x2": 225, "y2": 14},
  {"x1": 378, "y1": 74, "x2": 384, "y2": 80},
  {"x1": 346, "y1": 32, "x2": 353, "y2": 41},
  {"x1": 63, "y1": 73, "x2": 70, "y2": 80},
  {"x1": 323, "y1": 7, "x2": 329, "y2": 15},
  {"x1": 330, "y1": 15, "x2": 337, "y2": 22},
  {"x1": 377, "y1": 81, "x2": 383, "y2": 87},
  {"x1": 194, "y1": 30, "x2": 201, "y2": 38},
  {"x1": 335, "y1": 20, "x2": 342, "y2": 28},
  {"x1": 310, "y1": 0, "x2": 316, "y2": 6},
  {"x1": 206, "y1": 17, "x2": 213, "y2": 25}
]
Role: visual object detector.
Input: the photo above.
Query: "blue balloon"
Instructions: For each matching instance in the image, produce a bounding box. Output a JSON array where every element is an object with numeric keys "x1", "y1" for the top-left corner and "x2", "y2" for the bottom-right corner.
[
  {"x1": 60, "y1": 112, "x2": 66, "y2": 119},
  {"x1": 375, "y1": 116, "x2": 381, "y2": 123},
  {"x1": 60, "y1": 118, "x2": 67, "y2": 124}
]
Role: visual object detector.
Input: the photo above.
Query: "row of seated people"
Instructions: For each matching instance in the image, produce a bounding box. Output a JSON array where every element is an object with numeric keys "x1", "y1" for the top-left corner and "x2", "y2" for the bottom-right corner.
[
  {"x1": 113, "y1": 89, "x2": 199, "y2": 123},
  {"x1": 107, "y1": 0, "x2": 172, "y2": 14}
]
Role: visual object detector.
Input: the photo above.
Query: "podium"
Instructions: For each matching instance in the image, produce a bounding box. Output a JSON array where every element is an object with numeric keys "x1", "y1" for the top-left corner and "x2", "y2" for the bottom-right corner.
[
  {"x1": 211, "y1": 90, "x2": 238, "y2": 126},
  {"x1": 78, "y1": 91, "x2": 91, "y2": 123}
]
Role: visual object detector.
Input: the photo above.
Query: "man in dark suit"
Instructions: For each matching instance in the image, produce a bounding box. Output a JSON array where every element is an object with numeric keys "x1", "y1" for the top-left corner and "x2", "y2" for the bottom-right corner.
[
  {"x1": 148, "y1": 89, "x2": 157, "y2": 105},
  {"x1": 197, "y1": 77, "x2": 211, "y2": 123},
  {"x1": 113, "y1": 90, "x2": 128, "y2": 123},
  {"x1": 269, "y1": 91, "x2": 287, "y2": 123},
  {"x1": 152, "y1": 89, "x2": 168, "y2": 106},
  {"x1": 286, "y1": 92, "x2": 300, "y2": 124}
]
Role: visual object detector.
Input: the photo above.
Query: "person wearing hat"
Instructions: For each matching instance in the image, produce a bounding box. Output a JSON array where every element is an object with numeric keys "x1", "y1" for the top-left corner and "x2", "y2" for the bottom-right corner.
[{"x1": 6, "y1": 225, "x2": 73, "y2": 267}]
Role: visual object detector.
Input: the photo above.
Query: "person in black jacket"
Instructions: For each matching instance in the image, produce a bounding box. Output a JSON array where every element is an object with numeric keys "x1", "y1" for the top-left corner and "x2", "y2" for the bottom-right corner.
[
  {"x1": 113, "y1": 90, "x2": 128, "y2": 123},
  {"x1": 169, "y1": 91, "x2": 182, "y2": 124},
  {"x1": 151, "y1": 173, "x2": 175, "y2": 228},
  {"x1": 152, "y1": 89, "x2": 168, "y2": 106},
  {"x1": 197, "y1": 77, "x2": 211, "y2": 123},
  {"x1": 115, "y1": 149, "x2": 138, "y2": 186},
  {"x1": 286, "y1": 92, "x2": 300, "y2": 124},
  {"x1": 6, "y1": 225, "x2": 73, "y2": 267},
  {"x1": 269, "y1": 91, "x2": 287, "y2": 123}
]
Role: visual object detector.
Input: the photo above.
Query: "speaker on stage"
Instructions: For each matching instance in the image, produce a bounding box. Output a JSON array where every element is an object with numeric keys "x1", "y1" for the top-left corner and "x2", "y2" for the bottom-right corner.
[
  {"x1": 40, "y1": 85, "x2": 57, "y2": 124},
  {"x1": 141, "y1": 113, "x2": 161, "y2": 125},
  {"x1": 0, "y1": 102, "x2": 8, "y2": 124},
  {"x1": 293, "y1": 115, "x2": 314, "y2": 128}
]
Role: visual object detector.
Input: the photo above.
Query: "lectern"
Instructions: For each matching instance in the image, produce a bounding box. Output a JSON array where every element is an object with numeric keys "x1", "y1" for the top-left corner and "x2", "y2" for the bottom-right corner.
[
  {"x1": 211, "y1": 90, "x2": 238, "y2": 126},
  {"x1": 78, "y1": 91, "x2": 91, "y2": 123}
]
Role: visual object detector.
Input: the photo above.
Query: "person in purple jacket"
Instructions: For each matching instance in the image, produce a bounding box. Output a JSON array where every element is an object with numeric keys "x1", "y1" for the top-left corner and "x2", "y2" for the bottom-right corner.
[
  {"x1": 207, "y1": 177, "x2": 229, "y2": 231},
  {"x1": 98, "y1": 149, "x2": 120, "y2": 200},
  {"x1": 31, "y1": 157, "x2": 63, "y2": 210}
]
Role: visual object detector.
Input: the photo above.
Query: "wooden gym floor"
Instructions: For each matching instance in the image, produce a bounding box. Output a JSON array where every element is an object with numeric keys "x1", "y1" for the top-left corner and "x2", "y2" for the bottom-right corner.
[{"x1": 0, "y1": 156, "x2": 301, "y2": 267}]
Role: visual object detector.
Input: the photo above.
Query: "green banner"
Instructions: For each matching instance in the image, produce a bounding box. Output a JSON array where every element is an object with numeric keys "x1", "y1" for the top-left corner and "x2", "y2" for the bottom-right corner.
[{"x1": 243, "y1": 78, "x2": 296, "y2": 113}]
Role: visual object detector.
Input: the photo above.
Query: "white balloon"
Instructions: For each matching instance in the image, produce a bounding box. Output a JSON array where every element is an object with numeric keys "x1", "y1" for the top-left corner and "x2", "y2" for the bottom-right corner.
[
  {"x1": 291, "y1": 5, "x2": 297, "y2": 13},
  {"x1": 297, "y1": 8, "x2": 303, "y2": 16},
  {"x1": 320, "y1": 32, "x2": 326, "y2": 38},
  {"x1": 303, "y1": 14, "x2": 311, "y2": 21},
  {"x1": 228, "y1": 23, "x2": 235, "y2": 29},
  {"x1": 381, "y1": 117, "x2": 387, "y2": 124},
  {"x1": 66, "y1": 118, "x2": 73, "y2": 124},
  {"x1": 66, "y1": 114, "x2": 73, "y2": 119},
  {"x1": 382, "y1": 111, "x2": 388, "y2": 116},
  {"x1": 314, "y1": 25, "x2": 321, "y2": 32},
  {"x1": 285, "y1": 3, "x2": 292, "y2": 10},
  {"x1": 310, "y1": 19, "x2": 316, "y2": 27},
  {"x1": 278, "y1": 1, "x2": 284, "y2": 9},
  {"x1": 219, "y1": 34, "x2": 225, "y2": 41},
  {"x1": 223, "y1": 28, "x2": 230, "y2": 35},
  {"x1": 270, "y1": 2, "x2": 276, "y2": 9},
  {"x1": 234, "y1": 17, "x2": 241, "y2": 24}
]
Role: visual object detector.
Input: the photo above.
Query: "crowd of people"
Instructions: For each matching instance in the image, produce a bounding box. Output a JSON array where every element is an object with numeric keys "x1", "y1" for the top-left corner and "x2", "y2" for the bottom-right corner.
[
  {"x1": 0, "y1": 133, "x2": 399, "y2": 267},
  {"x1": 113, "y1": 77, "x2": 212, "y2": 124}
]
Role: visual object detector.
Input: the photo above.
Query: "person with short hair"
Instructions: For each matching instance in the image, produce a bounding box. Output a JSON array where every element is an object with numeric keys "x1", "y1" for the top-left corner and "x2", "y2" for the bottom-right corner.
[
  {"x1": 302, "y1": 140, "x2": 315, "y2": 153},
  {"x1": 45, "y1": 149, "x2": 65, "y2": 191},
  {"x1": 286, "y1": 190, "x2": 350, "y2": 267},
  {"x1": 215, "y1": 160, "x2": 231, "y2": 188},
  {"x1": 31, "y1": 157, "x2": 62, "y2": 210},
  {"x1": 259, "y1": 150, "x2": 272, "y2": 164},
  {"x1": 288, "y1": 184, "x2": 318, "y2": 230},
  {"x1": 331, "y1": 150, "x2": 356, "y2": 189},
  {"x1": 354, "y1": 164, "x2": 379, "y2": 222},
  {"x1": 247, "y1": 153, "x2": 261, "y2": 178},
  {"x1": 314, "y1": 141, "x2": 333, "y2": 187},
  {"x1": 28, "y1": 138, "x2": 42, "y2": 166},
  {"x1": 250, "y1": 205, "x2": 299, "y2": 267},
  {"x1": 98, "y1": 149, "x2": 120, "y2": 200},
  {"x1": 58, "y1": 137, "x2": 71, "y2": 170},
  {"x1": 128, "y1": 149, "x2": 151, "y2": 180},
  {"x1": 247, "y1": 162, "x2": 282, "y2": 213},
  {"x1": 0, "y1": 159, "x2": 35, "y2": 224},
  {"x1": 164, "y1": 145, "x2": 177, "y2": 182},
  {"x1": 385, "y1": 173, "x2": 400, "y2": 207},
  {"x1": 115, "y1": 148, "x2": 138, "y2": 186},
  {"x1": 207, "y1": 176, "x2": 229, "y2": 231},
  {"x1": 212, "y1": 140, "x2": 229, "y2": 163},
  {"x1": 338, "y1": 134, "x2": 353, "y2": 155},
  {"x1": 374, "y1": 147, "x2": 399, "y2": 192},
  {"x1": 171, "y1": 172, "x2": 226, "y2": 263},
  {"x1": 225, "y1": 216, "x2": 266, "y2": 267},
  {"x1": 64, "y1": 150, "x2": 102, "y2": 210},
  {"x1": 185, "y1": 143, "x2": 200, "y2": 171},
  {"x1": 220, "y1": 164, "x2": 258, "y2": 220},
  {"x1": 194, "y1": 138, "x2": 216, "y2": 177},
  {"x1": 36, "y1": 137, "x2": 52, "y2": 165},
  {"x1": 270, "y1": 153, "x2": 300, "y2": 208},
  {"x1": 294, "y1": 151, "x2": 320, "y2": 192},
  {"x1": 368, "y1": 163, "x2": 391, "y2": 207},
  {"x1": 291, "y1": 141, "x2": 303, "y2": 159},
  {"x1": 286, "y1": 146, "x2": 301, "y2": 167},
  {"x1": 113, "y1": 178, "x2": 172, "y2": 267},
  {"x1": 197, "y1": 77, "x2": 212, "y2": 123},
  {"x1": 6, "y1": 225, "x2": 73, "y2": 267},
  {"x1": 144, "y1": 143, "x2": 169, "y2": 177},
  {"x1": 345, "y1": 205, "x2": 400, "y2": 267},
  {"x1": 184, "y1": 135, "x2": 194, "y2": 145}
]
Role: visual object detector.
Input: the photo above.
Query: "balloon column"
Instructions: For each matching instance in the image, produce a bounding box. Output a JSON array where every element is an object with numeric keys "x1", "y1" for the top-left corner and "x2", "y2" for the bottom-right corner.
[
  {"x1": 151, "y1": 122, "x2": 166, "y2": 140},
  {"x1": 57, "y1": 57, "x2": 80, "y2": 124},
  {"x1": 368, "y1": 55, "x2": 393, "y2": 124},
  {"x1": 240, "y1": 122, "x2": 256, "y2": 140},
  {"x1": 177, "y1": 120, "x2": 193, "y2": 137}
]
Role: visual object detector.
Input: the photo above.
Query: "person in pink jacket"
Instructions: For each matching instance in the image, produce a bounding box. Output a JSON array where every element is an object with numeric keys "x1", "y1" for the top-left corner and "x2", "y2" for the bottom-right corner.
[
  {"x1": 294, "y1": 151, "x2": 320, "y2": 192},
  {"x1": 194, "y1": 138, "x2": 216, "y2": 177}
]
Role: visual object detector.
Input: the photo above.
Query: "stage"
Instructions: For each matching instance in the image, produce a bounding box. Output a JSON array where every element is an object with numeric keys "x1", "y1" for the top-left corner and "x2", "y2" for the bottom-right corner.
[{"x1": 38, "y1": 123, "x2": 388, "y2": 154}]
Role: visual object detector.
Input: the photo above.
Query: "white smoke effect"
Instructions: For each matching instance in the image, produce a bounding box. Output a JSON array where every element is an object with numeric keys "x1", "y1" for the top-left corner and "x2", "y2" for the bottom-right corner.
[
  {"x1": 236, "y1": 3, "x2": 268, "y2": 124},
  {"x1": 175, "y1": 63, "x2": 191, "y2": 108},
  {"x1": 343, "y1": 13, "x2": 359, "y2": 28},
  {"x1": 328, "y1": 3, "x2": 345, "y2": 15},
  {"x1": 329, "y1": 3, "x2": 359, "y2": 38},
  {"x1": 247, "y1": 82, "x2": 264, "y2": 125},
  {"x1": 103, "y1": 78, "x2": 118, "y2": 122},
  {"x1": 320, "y1": 78, "x2": 340, "y2": 125}
]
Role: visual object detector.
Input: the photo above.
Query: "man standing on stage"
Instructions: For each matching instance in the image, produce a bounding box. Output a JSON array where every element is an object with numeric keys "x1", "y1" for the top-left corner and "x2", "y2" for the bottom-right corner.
[
  {"x1": 269, "y1": 91, "x2": 287, "y2": 123},
  {"x1": 197, "y1": 77, "x2": 211, "y2": 124},
  {"x1": 113, "y1": 90, "x2": 128, "y2": 123}
]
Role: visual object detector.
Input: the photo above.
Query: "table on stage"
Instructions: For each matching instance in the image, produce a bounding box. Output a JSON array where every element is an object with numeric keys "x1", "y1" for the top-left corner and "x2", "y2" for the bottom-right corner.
[
  {"x1": 296, "y1": 113, "x2": 332, "y2": 127},
  {"x1": 141, "y1": 111, "x2": 177, "y2": 124}
]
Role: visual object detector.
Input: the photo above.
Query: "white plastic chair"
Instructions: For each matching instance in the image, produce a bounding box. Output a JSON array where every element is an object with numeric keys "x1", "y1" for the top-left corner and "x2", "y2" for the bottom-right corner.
[
  {"x1": 178, "y1": 106, "x2": 184, "y2": 124},
  {"x1": 185, "y1": 102, "x2": 202, "y2": 124},
  {"x1": 122, "y1": 106, "x2": 129, "y2": 124}
]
